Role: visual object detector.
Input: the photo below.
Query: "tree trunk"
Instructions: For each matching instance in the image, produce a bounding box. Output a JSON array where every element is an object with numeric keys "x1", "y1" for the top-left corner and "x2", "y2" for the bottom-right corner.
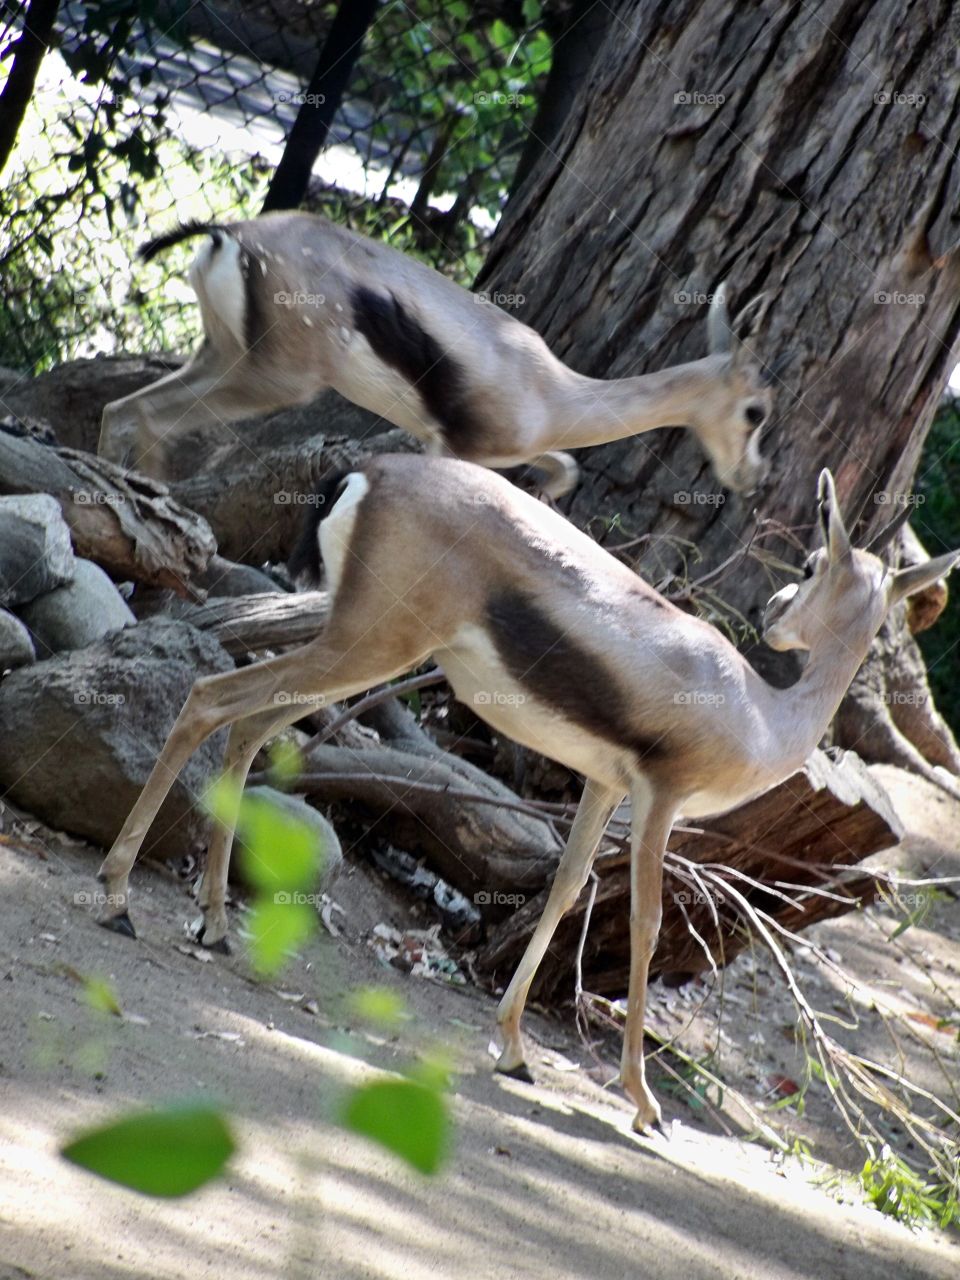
[
  {"x1": 0, "y1": 0, "x2": 61, "y2": 177},
  {"x1": 481, "y1": 0, "x2": 960, "y2": 644}
]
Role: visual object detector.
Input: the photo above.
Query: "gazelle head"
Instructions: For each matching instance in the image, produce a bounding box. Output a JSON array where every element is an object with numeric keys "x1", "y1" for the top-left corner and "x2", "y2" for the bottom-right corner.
[
  {"x1": 763, "y1": 470, "x2": 960, "y2": 655},
  {"x1": 692, "y1": 287, "x2": 775, "y2": 494}
]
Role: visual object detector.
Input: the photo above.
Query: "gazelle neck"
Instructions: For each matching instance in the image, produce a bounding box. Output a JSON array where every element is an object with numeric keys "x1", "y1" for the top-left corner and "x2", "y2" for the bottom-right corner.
[
  {"x1": 761, "y1": 629, "x2": 875, "y2": 770},
  {"x1": 542, "y1": 357, "x2": 719, "y2": 448}
]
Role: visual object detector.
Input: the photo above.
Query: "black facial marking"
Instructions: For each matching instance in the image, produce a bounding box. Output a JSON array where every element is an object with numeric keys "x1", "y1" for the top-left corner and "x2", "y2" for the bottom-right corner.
[
  {"x1": 485, "y1": 588, "x2": 669, "y2": 765},
  {"x1": 351, "y1": 286, "x2": 485, "y2": 452},
  {"x1": 745, "y1": 404, "x2": 766, "y2": 427}
]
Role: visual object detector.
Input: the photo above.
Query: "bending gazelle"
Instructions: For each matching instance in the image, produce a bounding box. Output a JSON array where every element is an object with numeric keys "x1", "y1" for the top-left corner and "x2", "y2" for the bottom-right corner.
[
  {"x1": 94, "y1": 456, "x2": 957, "y2": 1132},
  {"x1": 99, "y1": 212, "x2": 774, "y2": 494}
]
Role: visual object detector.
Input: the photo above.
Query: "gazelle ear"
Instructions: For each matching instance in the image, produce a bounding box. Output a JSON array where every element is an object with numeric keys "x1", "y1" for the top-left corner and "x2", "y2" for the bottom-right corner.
[
  {"x1": 890, "y1": 550, "x2": 960, "y2": 605},
  {"x1": 817, "y1": 469, "x2": 851, "y2": 562},
  {"x1": 707, "y1": 283, "x2": 767, "y2": 369},
  {"x1": 707, "y1": 281, "x2": 732, "y2": 355}
]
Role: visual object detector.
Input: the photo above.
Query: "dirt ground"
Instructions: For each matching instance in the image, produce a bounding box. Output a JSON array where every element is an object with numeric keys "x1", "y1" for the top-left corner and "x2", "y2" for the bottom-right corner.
[{"x1": 1, "y1": 764, "x2": 959, "y2": 1280}]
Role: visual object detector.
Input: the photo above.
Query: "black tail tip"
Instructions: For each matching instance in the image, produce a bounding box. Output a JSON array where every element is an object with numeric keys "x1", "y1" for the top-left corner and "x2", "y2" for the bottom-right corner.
[
  {"x1": 137, "y1": 219, "x2": 228, "y2": 263},
  {"x1": 287, "y1": 469, "x2": 351, "y2": 586}
]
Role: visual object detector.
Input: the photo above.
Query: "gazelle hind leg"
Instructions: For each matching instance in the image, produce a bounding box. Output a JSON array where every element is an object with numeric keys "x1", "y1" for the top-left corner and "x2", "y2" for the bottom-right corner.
[
  {"x1": 619, "y1": 780, "x2": 677, "y2": 1134},
  {"x1": 193, "y1": 702, "x2": 317, "y2": 951},
  {"x1": 95, "y1": 637, "x2": 423, "y2": 936},
  {"x1": 495, "y1": 780, "x2": 622, "y2": 1078}
]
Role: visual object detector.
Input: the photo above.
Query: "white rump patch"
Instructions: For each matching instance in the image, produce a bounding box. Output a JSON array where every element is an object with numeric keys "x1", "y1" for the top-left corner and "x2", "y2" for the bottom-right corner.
[
  {"x1": 320, "y1": 472, "x2": 369, "y2": 597},
  {"x1": 188, "y1": 234, "x2": 246, "y2": 351}
]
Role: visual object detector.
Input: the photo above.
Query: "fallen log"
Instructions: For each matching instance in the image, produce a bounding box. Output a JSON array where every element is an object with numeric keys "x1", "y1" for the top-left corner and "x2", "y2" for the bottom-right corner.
[
  {"x1": 177, "y1": 590, "x2": 330, "y2": 655},
  {"x1": 479, "y1": 748, "x2": 903, "y2": 1003},
  {"x1": 0, "y1": 429, "x2": 215, "y2": 595},
  {"x1": 170, "y1": 429, "x2": 415, "y2": 565},
  {"x1": 292, "y1": 741, "x2": 562, "y2": 896}
]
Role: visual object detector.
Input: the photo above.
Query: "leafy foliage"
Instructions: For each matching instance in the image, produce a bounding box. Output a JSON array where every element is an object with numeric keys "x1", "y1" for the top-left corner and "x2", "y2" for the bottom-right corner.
[
  {"x1": 61, "y1": 1102, "x2": 236, "y2": 1197},
  {"x1": 915, "y1": 396, "x2": 960, "y2": 733}
]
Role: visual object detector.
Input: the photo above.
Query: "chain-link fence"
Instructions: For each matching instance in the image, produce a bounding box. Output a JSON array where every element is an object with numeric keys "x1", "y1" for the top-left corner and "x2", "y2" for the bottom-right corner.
[{"x1": 0, "y1": 0, "x2": 552, "y2": 373}]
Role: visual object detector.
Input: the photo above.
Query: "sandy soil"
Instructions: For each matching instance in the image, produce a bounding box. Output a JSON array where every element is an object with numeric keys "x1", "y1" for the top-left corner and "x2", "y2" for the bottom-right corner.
[{"x1": 1, "y1": 764, "x2": 958, "y2": 1280}]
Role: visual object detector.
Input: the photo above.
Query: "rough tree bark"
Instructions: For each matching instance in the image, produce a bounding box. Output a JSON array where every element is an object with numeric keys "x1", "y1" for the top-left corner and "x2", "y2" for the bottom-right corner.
[{"x1": 480, "y1": 0, "x2": 960, "y2": 642}]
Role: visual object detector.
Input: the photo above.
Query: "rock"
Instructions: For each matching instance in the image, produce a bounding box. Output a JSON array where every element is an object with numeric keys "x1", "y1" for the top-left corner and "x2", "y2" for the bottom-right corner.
[
  {"x1": 18, "y1": 559, "x2": 135, "y2": 656},
  {"x1": 237, "y1": 786, "x2": 343, "y2": 891},
  {"x1": 0, "y1": 494, "x2": 75, "y2": 608},
  {"x1": 0, "y1": 354, "x2": 184, "y2": 453},
  {"x1": 197, "y1": 555, "x2": 285, "y2": 598},
  {"x1": 0, "y1": 609, "x2": 36, "y2": 671},
  {"x1": 0, "y1": 618, "x2": 233, "y2": 858}
]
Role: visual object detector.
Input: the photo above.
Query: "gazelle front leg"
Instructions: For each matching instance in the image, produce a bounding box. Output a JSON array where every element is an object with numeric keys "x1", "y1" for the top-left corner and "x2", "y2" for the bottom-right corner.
[
  {"x1": 495, "y1": 779, "x2": 622, "y2": 1078},
  {"x1": 620, "y1": 779, "x2": 677, "y2": 1134},
  {"x1": 96, "y1": 637, "x2": 409, "y2": 937}
]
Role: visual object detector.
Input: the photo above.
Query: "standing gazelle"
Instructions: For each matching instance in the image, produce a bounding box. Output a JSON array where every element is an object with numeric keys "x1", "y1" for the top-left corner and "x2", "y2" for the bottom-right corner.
[
  {"x1": 99, "y1": 212, "x2": 773, "y2": 494},
  {"x1": 94, "y1": 456, "x2": 957, "y2": 1132}
]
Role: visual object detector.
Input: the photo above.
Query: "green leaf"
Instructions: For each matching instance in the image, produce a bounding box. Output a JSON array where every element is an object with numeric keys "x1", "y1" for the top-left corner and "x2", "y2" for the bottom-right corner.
[
  {"x1": 349, "y1": 986, "x2": 409, "y2": 1028},
  {"x1": 61, "y1": 1103, "x2": 235, "y2": 1197},
  {"x1": 84, "y1": 976, "x2": 122, "y2": 1017},
  {"x1": 267, "y1": 737, "x2": 303, "y2": 788},
  {"x1": 341, "y1": 1079, "x2": 449, "y2": 1175},
  {"x1": 237, "y1": 795, "x2": 323, "y2": 893},
  {"x1": 247, "y1": 898, "x2": 315, "y2": 975}
]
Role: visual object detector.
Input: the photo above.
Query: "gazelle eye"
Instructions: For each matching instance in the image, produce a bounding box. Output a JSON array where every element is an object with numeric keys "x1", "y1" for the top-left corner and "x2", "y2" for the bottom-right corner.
[{"x1": 745, "y1": 404, "x2": 766, "y2": 427}]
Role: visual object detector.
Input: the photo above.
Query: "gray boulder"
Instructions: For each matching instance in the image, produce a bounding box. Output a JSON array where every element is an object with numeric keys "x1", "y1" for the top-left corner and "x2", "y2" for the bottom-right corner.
[
  {"x1": 0, "y1": 494, "x2": 75, "y2": 608},
  {"x1": 0, "y1": 618, "x2": 233, "y2": 858},
  {"x1": 0, "y1": 608, "x2": 36, "y2": 671},
  {"x1": 18, "y1": 558, "x2": 135, "y2": 656}
]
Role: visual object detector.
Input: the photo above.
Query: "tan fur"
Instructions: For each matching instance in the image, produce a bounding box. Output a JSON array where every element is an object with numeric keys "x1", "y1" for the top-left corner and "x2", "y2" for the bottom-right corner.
[
  {"x1": 99, "y1": 212, "x2": 773, "y2": 491},
  {"x1": 95, "y1": 460, "x2": 957, "y2": 1133}
]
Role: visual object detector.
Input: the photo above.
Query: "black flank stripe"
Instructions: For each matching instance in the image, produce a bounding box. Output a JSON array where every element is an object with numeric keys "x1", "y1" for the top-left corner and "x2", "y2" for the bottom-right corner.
[
  {"x1": 485, "y1": 588, "x2": 668, "y2": 764},
  {"x1": 351, "y1": 286, "x2": 484, "y2": 453}
]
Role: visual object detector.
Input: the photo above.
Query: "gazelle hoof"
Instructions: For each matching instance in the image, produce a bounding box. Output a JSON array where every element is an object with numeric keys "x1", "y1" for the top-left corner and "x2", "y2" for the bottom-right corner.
[
  {"x1": 193, "y1": 918, "x2": 231, "y2": 954},
  {"x1": 495, "y1": 1059, "x2": 535, "y2": 1084},
  {"x1": 98, "y1": 911, "x2": 137, "y2": 940},
  {"x1": 199, "y1": 933, "x2": 231, "y2": 956}
]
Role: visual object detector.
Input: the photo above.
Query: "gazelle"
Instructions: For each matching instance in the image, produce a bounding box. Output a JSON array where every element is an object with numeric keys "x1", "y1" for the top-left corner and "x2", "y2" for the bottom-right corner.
[
  {"x1": 98, "y1": 212, "x2": 774, "y2": 494},
  {"x1": 94, "y1": 456, "x2": 957, "y2": 1133}
]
